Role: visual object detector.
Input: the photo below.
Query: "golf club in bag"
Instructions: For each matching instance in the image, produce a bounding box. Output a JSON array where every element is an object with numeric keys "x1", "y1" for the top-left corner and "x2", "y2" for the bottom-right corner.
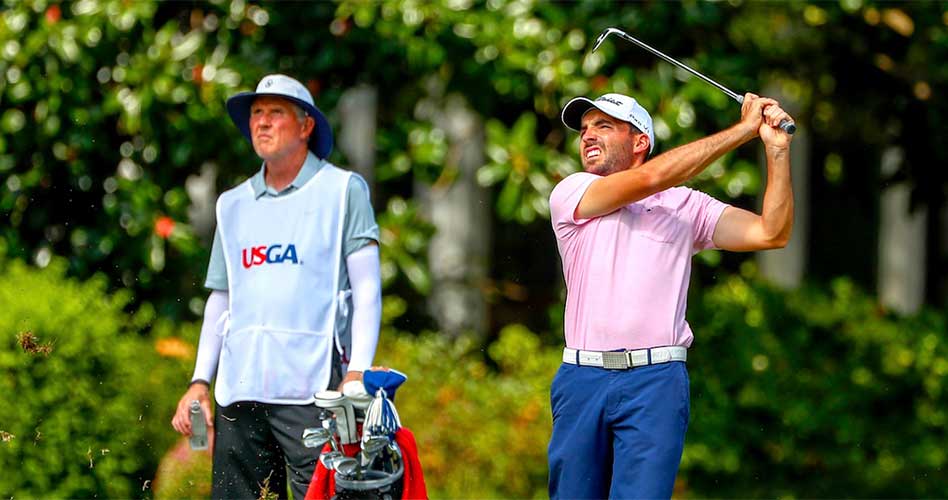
[
  {"x1": 593, "y1": 27, "x2": 796, "y2": 134},
  {"x1": 303, "y1": 369, "x2": 424, "y2": 500}
]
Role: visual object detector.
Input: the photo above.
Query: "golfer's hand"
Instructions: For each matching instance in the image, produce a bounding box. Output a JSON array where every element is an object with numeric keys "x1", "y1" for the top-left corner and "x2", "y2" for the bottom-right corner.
[
  {"x1": 337, "y1": 370, "x2": 363, "y2": 392},
  {"x1": 759, "y1": 104, "x2": 794, "y2": 150},
  {"x1": 739, "y1": 93, "x2": 778, "y2": 140},
  {"x1": 171, "y1": 383, "x2": 213, "y2": 436}
]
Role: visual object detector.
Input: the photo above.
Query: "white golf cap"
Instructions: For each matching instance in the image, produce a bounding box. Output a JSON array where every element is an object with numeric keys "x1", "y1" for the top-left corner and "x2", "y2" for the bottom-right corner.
[{"x1": 561, "y1": 93, "x2": 655, "y2": 154}]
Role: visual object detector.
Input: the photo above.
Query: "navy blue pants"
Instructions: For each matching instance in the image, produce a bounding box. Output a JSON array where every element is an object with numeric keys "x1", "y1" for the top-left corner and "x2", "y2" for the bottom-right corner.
[{"x1": 548, "y1": 362, "x2": 690, "y2": 499}]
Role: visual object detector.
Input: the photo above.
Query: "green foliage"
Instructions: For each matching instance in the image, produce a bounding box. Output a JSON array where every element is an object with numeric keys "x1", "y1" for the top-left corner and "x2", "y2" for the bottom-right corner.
[
  {"x1": 378, "y1": 196, "x2": 434, "y2": 296},
  {"x1": 5, "y1": 0, "x2": 945, "y2": 323},
  {"x1": 152, "y1": 438, "x2": 212, "y2": 500},
  {"x1": 683, "y1": 272, "x2": 948, "y2": 497},
  {"x1": 480, "y1": 113, "x2": 576, "y2": 224},
  {"x1": 0, "y1": 258, "x2": 193, "y2": 498},
  {"x1": 374, "y1": 324, "x2": 559, "y2": 499}
]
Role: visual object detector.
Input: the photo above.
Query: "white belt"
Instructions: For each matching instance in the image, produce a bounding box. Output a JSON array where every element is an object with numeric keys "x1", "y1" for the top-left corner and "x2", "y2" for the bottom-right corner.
[{"x1": 563, "y1": 346, "x2": 687, "y2": 369}]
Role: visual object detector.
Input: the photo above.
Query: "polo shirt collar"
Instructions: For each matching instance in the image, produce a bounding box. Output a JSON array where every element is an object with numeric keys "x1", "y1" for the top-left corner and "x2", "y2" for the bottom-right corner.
[{"x1": 250, "y1": 152, "x2": 325, "y2": 199}]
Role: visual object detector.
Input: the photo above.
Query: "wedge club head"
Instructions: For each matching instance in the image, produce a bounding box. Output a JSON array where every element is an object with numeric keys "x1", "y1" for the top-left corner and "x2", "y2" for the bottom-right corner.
[{"x1": 592, "y1": 27, "x2": 621, "y2": 53}]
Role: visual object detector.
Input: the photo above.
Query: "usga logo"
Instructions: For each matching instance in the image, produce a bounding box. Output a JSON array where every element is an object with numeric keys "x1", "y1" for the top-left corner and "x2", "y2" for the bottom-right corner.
[{"x1": 242, "y1": 244, "x2": 300, "y2": 268}]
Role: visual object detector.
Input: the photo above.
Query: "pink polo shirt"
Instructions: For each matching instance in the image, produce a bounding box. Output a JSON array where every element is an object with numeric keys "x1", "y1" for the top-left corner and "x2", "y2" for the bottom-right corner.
[{"x1": 550, "y1": 172, "x2": 729, "y2": 351}]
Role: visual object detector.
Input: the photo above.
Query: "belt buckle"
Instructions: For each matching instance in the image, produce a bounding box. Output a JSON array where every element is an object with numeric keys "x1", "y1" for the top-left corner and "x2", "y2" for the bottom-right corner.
[{"x1": 601, "y1": 351, "x2": 629, "y2": 369}]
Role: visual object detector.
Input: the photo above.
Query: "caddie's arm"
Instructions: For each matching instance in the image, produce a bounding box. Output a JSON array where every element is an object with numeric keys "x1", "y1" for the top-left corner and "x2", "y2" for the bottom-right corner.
[
  {"x1": 577, "y1": 93, "x2": 775, "y2": 220},
  {"x1": 712, "y1": 103, "x2": 794, "y2": 251},
  {"x1": 171, "y1": 289, "x2": 227, "y2": 436},
  {"x1": 337, "y1": 241, "x2": 382, "y2": 391}
]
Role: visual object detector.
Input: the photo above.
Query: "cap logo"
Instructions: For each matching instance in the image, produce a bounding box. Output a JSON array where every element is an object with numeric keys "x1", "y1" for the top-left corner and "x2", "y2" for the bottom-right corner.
[
  {"x1": 596, "y1": 96, "x2": 624, "y2": 107},
  {"x1": 264, "y1": 78, "x2": 273, "y2": 88}
]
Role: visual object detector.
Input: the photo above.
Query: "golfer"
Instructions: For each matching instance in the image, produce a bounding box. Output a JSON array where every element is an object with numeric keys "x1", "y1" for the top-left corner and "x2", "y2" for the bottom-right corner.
[
  {"x1": 170, "y1": 74, "x2": 382, "y2": 500},
  {"x1": 548, "y1": 92, "x2": 794, "y2": 498}
]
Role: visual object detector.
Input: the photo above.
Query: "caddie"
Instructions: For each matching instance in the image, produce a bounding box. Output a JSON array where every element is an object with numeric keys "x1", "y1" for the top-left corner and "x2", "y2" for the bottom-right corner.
[
  {"x1": 171, "y1": 74, "x2": 382, "y2": 500},
  {"x1": 548, "y1": 92, "x2": 794, "y2": 498}
]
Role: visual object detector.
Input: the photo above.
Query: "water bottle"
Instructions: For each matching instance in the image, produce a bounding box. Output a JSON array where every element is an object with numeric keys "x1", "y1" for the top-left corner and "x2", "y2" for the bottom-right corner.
[{"x1": 189, "y1": 400, "x2": 208, "y2": 450}]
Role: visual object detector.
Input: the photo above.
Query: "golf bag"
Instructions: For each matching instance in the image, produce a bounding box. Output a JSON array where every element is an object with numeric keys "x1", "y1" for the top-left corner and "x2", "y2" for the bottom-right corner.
[{"x1": 303, "y1": 369, "x2": 427, "y2": 500}]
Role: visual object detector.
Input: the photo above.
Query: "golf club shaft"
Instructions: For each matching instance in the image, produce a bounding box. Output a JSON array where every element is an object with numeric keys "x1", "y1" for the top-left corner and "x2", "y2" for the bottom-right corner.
[
  {"x1": 606, "y1": 29, "x2": 742, "y2": 101},
  {"x1": 597, "y1": 28, "x2": 795, "y2": 134}
]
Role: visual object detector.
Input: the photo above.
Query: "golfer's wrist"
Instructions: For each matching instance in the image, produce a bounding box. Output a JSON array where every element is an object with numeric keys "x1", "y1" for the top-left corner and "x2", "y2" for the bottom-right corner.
[
  {"x1": 732, "y1": 122, "x2": 758, "y2": 143},
  {"x1": 189, "y1": 378, "x2": 210, "y2": 389},
  {"x1": 765, "y1": 144, "x2": 790, "y2": 159}
]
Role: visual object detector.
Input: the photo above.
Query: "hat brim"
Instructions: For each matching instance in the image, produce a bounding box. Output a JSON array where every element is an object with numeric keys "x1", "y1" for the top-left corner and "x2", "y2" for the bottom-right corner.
[
  {"x1": 226, "y1": 92, "x2": 334, "y2": 159},
  {"x1": 561, "y1": 97, "x2": 599, "y2": 132}
]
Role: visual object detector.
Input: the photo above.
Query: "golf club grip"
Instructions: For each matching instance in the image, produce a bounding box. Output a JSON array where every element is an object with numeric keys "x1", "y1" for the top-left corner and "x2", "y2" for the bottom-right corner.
[{"x1": 739, "y1": 95, "x2": 795, "y2": 134}]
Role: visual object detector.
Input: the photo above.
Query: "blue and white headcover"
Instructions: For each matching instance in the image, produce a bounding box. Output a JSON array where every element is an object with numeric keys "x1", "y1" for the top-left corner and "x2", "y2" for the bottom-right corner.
[
  {"x1": 363, "y1": 368, "x2": 408, "y2": 438},
  {"x1": 363, "y1": 368, "x2": 408, "y2": 402}
]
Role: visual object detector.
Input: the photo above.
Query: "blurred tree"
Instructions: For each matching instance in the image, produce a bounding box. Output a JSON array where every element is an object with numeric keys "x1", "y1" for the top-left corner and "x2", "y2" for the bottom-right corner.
[{"x1": 0, "y1": 0, "x2": 258, "y2": 320}]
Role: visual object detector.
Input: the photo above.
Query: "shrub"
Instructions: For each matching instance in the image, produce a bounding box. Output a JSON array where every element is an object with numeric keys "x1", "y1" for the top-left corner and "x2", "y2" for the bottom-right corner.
[
  {"x1": 152, "y1": 438, "x2": 212, "y2": 499},
  {"x1": 0, "y1": 258, "x2": 192, "y2": 498},
  {"x1": 682, "y1": 274, "x2": 948, "y2": 497},
  {"x1": 376, "y1": 325, "x2": 559, "y2": 499}
]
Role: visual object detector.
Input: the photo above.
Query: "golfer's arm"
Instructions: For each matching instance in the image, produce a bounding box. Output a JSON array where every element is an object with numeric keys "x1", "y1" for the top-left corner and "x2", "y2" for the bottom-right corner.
[
  {"x1": 191, "y1": 290, "x2": 228, "y2": 384},
  {"x1": 577, "y1": 123, "x2": 755, "y2": 219},
  {"x1": 713, "y1": 146, "x2": 793, "y2": 251},
  {"x1": 345, "y1": 243, "x2": 381, "y2": 373}
]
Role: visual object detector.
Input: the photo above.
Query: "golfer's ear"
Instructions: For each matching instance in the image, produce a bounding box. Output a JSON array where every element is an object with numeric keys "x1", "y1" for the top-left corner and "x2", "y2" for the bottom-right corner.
[
  {"x1": 634, "y1": 133, "x2": 650, "y2": 155},
  {"x1": 301, "y1": 116, "x2": 316, "y2": 138}
]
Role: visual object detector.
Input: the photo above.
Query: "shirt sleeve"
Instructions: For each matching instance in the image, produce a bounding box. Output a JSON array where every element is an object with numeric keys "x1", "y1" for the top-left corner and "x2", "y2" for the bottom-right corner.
[
  {"x1": 342, "y1": 174, "x2": 380, "y2": 257},
  {"x1": 549, "y1": 172, "x2": 600, "y2": 239},
  {"x1": 685, "y1": 188, "x2": 730, "y2": 252},
  {"x1": 204, "y1": 226, "x2": 229, "y2": 290}
]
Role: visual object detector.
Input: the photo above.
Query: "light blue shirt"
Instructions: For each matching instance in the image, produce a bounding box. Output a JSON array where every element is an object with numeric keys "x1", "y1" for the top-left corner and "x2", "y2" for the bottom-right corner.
[{"x1": 205, "y1": 152, "x2": 379, "y2": 290}]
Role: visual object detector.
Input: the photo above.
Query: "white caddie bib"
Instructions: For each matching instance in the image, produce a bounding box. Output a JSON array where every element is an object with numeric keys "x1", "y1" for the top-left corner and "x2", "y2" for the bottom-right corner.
[{"x1": 214, "y1": 163, "x2": 352, "y2": 406}]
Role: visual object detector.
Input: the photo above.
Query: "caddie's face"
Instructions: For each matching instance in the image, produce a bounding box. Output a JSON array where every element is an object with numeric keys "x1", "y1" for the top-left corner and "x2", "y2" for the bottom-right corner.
[
  {"x1": 579, "y1": 109, "x2": 642, "y2": 176},
  {"x1": 249, "y1": 96, "x2": 313, "y2": 162}
]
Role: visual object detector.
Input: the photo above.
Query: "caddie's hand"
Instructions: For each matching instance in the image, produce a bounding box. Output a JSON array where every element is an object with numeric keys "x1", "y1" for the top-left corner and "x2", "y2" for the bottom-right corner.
[
  {"x1": 171, "y1": 382, "x2": 213, "y2": 436},
  {"x1": 759, "y1": 103, "x2": 794, "y2": 150},
  {"x1": 336, "y1": 370, "x2": 363, "y2": 392},
  {"x1": 739, "y1": 93, "x2": 778, "y2": 140}
]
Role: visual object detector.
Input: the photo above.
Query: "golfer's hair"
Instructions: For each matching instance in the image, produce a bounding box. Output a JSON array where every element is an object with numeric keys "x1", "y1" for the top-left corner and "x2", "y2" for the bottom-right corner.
[
  {"x1": 627, "y1": 124, "x2": 644, "y2": 136},
  {"x1": 289, "y1": 103, "x2": 308, "y2": 124}
]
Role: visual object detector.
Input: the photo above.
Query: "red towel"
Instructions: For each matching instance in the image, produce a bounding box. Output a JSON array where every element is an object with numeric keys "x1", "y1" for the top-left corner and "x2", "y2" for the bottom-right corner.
[
  {"x1": 393, "y1": 428, "x2": 428, "y2": 500},
  {"x1": 305, "y1": 428, "x2": 427, "y2": 500}
]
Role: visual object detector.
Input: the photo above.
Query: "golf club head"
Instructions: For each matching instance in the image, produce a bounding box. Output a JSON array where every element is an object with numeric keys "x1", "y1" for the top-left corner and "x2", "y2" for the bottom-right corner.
[
  {"x1": 319, "y1": 450, "x2": 344, "y2": 470},
  {"x1": 358, "y1": 449, "x2": 375, "y2": 468},
  {"x1": 362, "y1": 435, "x2": 389, "y2": 454},
  {"x1": 334, "y1": 457, "x2": 359, "y2": 477},
  {"x1": 592, "y1": 27, "x2": 621, "y2": 53},
  {"x1": 302, "y1": 427, "x2": 331, "y2": 449}
]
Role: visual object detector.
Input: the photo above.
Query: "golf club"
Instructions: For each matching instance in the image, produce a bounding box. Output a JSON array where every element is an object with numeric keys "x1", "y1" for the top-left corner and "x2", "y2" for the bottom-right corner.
[
  {"x1": 334, "y1": 457, "x2": 360, "y2": 478},
  {"x1": 302, "y1": 427, "x2": 331, "y2": 449},
  {"x1": 319, "y1": 450, "x2": 344, "y2": 470},
  {"x1": 593, "y1": 27, "x2": 796, "y2": 134}
]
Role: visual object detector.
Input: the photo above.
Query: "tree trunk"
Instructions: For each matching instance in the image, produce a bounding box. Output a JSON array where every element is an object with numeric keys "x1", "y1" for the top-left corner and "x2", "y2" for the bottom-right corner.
[
  {"x1": 185, "y1": 161, "x2": 218, "y2": 244},
  {"x1": 757, "y1": 84, "x2": 809, "y2": 289},
  {"x1": 337, "y1": 84, "x2": 378, "y2": 196},
  {"x1": 878, "y1": 146, "x2": 927, "y2": 315},
  {"x1": 414, "y1": 88, "x2": 490, "y2": 339}
]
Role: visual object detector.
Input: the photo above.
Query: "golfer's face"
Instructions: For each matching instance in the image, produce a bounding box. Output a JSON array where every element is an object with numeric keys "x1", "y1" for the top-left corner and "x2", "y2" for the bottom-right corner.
[
  {"x1": 579, "y1": 110, "x2": 635, "y2": 176},
  {"x1": 249, "y1": 96, "x2": 308, "y2": 161}
]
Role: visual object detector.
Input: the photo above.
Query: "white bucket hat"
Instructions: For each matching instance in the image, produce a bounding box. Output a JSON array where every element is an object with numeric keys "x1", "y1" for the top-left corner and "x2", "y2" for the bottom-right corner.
[
  {"x1": 226, "y1": 74, "x2": 333, "y2": 159},
  {"x1": 561, "y1": 93, "x2": 655, "y2": 154}
]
